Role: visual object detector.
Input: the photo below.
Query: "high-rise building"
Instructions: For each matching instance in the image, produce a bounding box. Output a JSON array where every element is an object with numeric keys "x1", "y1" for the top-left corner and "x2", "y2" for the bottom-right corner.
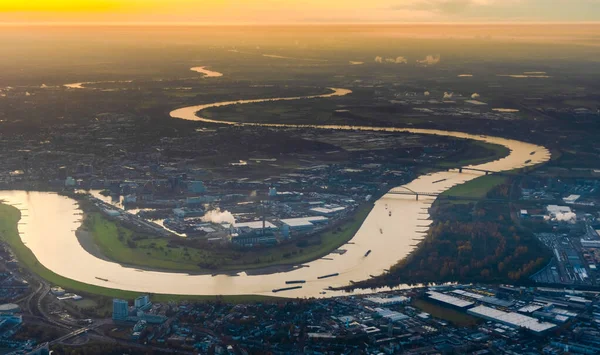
[
  {"x1": 112, "y1": 299, "x2": 129, "y2": 321},
  {"x1": 134, "y1": 295, "x2": 151, "y2": 310}
]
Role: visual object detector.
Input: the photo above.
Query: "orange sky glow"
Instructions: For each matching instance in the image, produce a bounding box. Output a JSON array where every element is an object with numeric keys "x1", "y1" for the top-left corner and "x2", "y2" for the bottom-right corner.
[{"x1": 0, "y1": 0, "x2": 599, "y2": 24}]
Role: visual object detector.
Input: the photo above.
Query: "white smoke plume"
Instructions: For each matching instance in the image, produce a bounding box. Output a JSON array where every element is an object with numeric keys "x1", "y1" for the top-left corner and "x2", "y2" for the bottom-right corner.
[
  {"x1": 443, "y1": 92, "x2": 454, "y2": 99},
  {"x1": 376, "y1": 56, "x2": 407, "y2": 64},
  {"x1": 201, "y1": 209, "x2": 236, "y2": 225},
  {"x1": 471, "y1": 93, "x2": 480, "y2": 99},
  {"x1": 417, "y1": 54, "x2": 441, "y2": 66},
  {"x1": 386, "y1": 56, "x2": 408, "y2": 64},
  {"x1": 424, "y1": 91, "x2": 431, "y2": 96},
  {"x1": 554, "y1": 212, "x2": 576, "y2": 223}
]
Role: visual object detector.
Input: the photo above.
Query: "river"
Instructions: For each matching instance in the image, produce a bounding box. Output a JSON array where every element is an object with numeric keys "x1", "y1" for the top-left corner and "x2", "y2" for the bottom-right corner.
[
  {"x1": 190, "y1": 67, "x2": 223, "y2": 78},
  {"x1": 0, "y1": 88, "x2": 551, "y2": 298}
]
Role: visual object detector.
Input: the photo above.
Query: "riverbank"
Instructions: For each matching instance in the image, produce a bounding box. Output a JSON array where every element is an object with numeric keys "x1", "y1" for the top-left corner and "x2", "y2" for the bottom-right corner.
[
  {"x1": 0, "y1": 203, "x2": 281, "y2": 302},
  {"x1": 84, "y1": 202, "x2": 375, "y2": 274}
]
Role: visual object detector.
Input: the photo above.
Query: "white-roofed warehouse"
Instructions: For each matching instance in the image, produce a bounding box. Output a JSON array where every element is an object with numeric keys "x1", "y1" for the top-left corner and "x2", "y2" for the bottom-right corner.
[
  {"x1": 235, "y1": 221, "x2": 277, "y2": 230},
  {"x1": 427, "y1": 291, "x2": 474, "y2": 309},
  {"x1": 467, "y1": 305, "x2": 556, "y2": 334},
  {"x1": 280, "y1": 216, "x2": 328, "y2": 230}
]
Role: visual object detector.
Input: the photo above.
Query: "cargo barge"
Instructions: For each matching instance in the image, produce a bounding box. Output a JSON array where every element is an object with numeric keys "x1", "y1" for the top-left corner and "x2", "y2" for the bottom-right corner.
[
  {"x1": 317, "y1": 273, "x2": 339, "y2": 279},
  {"x1": 272, "y1": 286, "x2": 302, "y2": 293}
]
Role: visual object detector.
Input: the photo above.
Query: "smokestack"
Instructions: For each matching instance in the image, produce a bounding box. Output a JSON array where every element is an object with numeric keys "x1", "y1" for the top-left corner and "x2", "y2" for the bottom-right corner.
[{"x1": 262, "y1": 201, "x2": 266, "y2": 235}]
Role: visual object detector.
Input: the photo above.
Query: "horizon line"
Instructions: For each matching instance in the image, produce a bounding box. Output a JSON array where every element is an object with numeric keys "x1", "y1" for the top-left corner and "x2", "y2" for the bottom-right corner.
[{"x1": 1, "y1": 21, "x2": 600, "y2": 27}]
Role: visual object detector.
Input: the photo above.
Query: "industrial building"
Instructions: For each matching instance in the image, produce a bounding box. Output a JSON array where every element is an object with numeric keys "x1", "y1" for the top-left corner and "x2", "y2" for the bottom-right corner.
[
  {"x1": 450, "y1": 289, "x2": 485, "y2": 300},
  {"x1": 546, "y1": 205, "x2": 572, "y2": 217},
  {"x1": 563, "y1": 194, "x2": 581, "y2": 204},
  {"x1": 280, "y1": 216, "x2": 329, "y2": 230},
  {"x1": 426, "y1": 291, "x2": 474, "y2": 309},
  {"x1": 467, "y1": 305, "x2": 556, "y2": 334},
  {"x1": 231, "y1": 231, "x2": 277, "y2": 247},
  {"x1": 581, "y1": 239, "x2": 600, "y2": 248},
  {"x1": 235, "y1": 221, "x2": 278, "y2": 231},
  {"x1": 0, "y1": 304, "x2": 20, "y2": 314},
  {"x1": 373, "y1": 308, "x2": 410, "y2": 322},
  {"x1": 309, "y1": 205, "x2": 347, "y2": 215},
  {"x1": 366, "y1": 296, "x2": 410, "y2": 306},
  {"x1": 279, "y1": 216, "x2": 329, "y2": 237}
]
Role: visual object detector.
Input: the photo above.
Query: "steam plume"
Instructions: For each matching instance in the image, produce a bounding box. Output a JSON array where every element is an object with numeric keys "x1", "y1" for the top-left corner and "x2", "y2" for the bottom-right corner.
[
  {"x1": 202, "y1": 209, "x2": 236, "y2": 225},
  {"x1": 417, "y1": 54, "x2": 441, "y2": 66}
]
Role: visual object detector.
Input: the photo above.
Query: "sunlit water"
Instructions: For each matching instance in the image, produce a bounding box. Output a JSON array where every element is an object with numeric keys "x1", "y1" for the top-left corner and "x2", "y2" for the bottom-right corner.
[
  {"x1": 0, "y1": 88, "x2": 551, "y2": 298},
  {"x1": 64, "y1": 80, "x2": 133, "y2": 89},
  {"x1": 190, "y1": 66, "x2": 223, "y2": 78}
]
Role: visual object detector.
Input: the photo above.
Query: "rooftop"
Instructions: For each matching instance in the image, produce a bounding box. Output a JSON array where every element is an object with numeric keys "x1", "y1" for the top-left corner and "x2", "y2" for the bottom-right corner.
[
  {"x1": 235, "y1": 221, "x2": 277, "y2": 230},
  {"x1": 280, "y1": 216, "x2": 329, "y2": 227},
  {"x1": 427, "y1": 291, "x2": 474, "y2": 308},
  {"x1": 468, "y1": 305, "x2": 556, "y2": 333}
]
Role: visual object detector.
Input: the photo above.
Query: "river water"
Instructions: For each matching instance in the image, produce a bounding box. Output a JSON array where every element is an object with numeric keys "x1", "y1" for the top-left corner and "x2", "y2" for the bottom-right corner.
[
  {"x1": 190, "y1": 67, "x2": 223, "y2": 78},
  {"x1": 0, "y1": 88, "x2": 551, "y2": 298}
]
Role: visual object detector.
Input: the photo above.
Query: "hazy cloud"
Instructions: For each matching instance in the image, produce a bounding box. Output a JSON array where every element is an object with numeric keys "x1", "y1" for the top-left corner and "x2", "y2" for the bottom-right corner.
[
  {"x1": 391, "y1": 0, "x2": 510, "y2": 15},
  {"x1": 376, "y1": 55, "x2": 408, "y2": 64},
  {"x1": 392, "y1": 56, "x2": 408, "y2": 64},
  {"x1": 2, "y1": 1, "x2": 600, "y2": 24},
  {"x1": 417, "y1": 54, "x2": 441, "y2": 65}
]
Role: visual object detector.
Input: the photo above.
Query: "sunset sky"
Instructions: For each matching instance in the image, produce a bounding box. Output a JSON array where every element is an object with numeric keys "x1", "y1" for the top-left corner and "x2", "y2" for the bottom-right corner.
[{"x1": 0, "y1": 0, "x2": 599, "y2": 24}]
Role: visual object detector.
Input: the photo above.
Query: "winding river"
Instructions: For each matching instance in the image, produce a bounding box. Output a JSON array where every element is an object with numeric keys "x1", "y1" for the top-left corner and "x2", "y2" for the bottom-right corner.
[{"x1": 0, "y1": 87, "x2": 551, "y2": 298}]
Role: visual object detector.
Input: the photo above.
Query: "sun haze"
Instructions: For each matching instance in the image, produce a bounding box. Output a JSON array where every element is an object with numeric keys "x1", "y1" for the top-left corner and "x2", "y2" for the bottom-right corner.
[{"x1": 1, "y1": 0, "x2": 600, "y2": 24}]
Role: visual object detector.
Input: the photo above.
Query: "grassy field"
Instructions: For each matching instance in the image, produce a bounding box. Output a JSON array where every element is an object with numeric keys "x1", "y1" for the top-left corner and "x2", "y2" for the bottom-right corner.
[
  {"x1": 412, "y1": 298, "x2": 480, "y2": 327},
  {"x1": 0, "y1": 204, "x2": 280, "y2": 303},
  {"x1": 442, "y1": 175, "x2": 508, "y2": 199},
  {"x1": 88, "y1": 203, "x2": 375, "y2": 272}
]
